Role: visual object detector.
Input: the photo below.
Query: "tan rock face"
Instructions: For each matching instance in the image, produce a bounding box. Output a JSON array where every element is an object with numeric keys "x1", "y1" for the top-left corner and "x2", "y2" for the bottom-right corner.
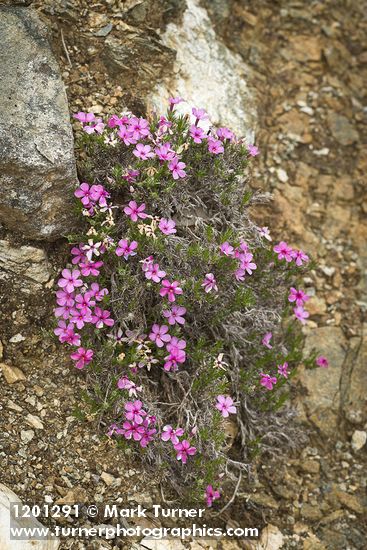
[
  {"x1": 0, "y1": 363, "x2": 26, "y2": 384},
  {"x1": 297, "y1": 327, "x2": 347, "y2": 437},
  {"x1": 0, "y1": 6, "x2": 77, "y2": 240},
  {"x1": 0, "y1": 240, "x2": 50, "y2": 284}
]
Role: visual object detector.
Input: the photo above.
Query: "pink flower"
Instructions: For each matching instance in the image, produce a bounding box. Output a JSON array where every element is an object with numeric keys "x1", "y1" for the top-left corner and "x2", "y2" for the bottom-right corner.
[
  {"x1": 192, "y1": 107, "x2": 208, "y2": 123},
  {"x1": 234, "y1": 268, "x2": 246, "y2": 281},
  {"x1": 205, "y1": 485, "x2": 221, "y2": 507},
  {"x1": 293, "y1": 306, "x2": 309, "y2": 325},
  {"x1": 69, "y1": 308, "x2": 92, "y2": 329},
  {"x1": 144, "y1": 262, "x2": 166, "y2": 283},
  {"x1": 161, "y1": 425, "x2": 184, "y2": 445},
  {"x1": 91, "y1": 307, "x2": 115, "y2": 328},
  {"x1": 117, "y1": 376, "x2": 142, "y2": 397},
  {"x1": 166, "y1": 337, "x2": 186, "y2": 353},
  {"x1": 56, "y1": 290, "x2": 75, "y2": 307},
  {"x1": 155, "y1": 142, "x2": 175, "y2": 161},
  {"x1": 70, "y1": 347, "x2": 94, "y2": 369},
  {"x1": 208, "y1": 138, "x2": 224, "y2": 155},
  {"x1": 159, "y1": 280, "x2": 183, "y2": 302},
  {"x1": 57, "y1": 269, "x2": 83, "y2": 294},
  {"x1": 54, "y1": 304, "x2": 73, "y2": 319},
  {"x1": 125, "y1": 400, "x2": 146, "y2": 424},
  {"x1": 122, "y1": 169, "x2": 140, "y2": 183},
  {"x1": 74, "y1": 183, "x2": 93, "y2": 206},
  {"x1": 316, "y1": 356, "x2": 329, "y2": 368},
  {"x1": 128, "y1": 117, "x2": 150, "y2": 140},
  {"x1": 239, "y1": 252, "x2": 257, "y2": 275},
  {"x1": 133, "y1": 143, "x2": 155, "y2": 160},
  {"x1": 260, "y1": 373, "x2": 277, "y2": 390},
  {"x1": 159, "y1": 218, "x2": 176, "y2": 235},
  {"x1": 257, "y1": 226, "x2": 272, "y2": 241},
  {"x1": 219, "y1": 242, "x2": 234, "y2": 256},
  {"x1": 215, "y1": 395, "x2": 237, "y2": 418},
  {"x1": 89, "y1": 282, "x2": 108, "y2": 301},
  {"x1": 75, "y1": 292, "x2": 95, "y2": 313},
  {"x1": 164, "y1": 339, "x2": 186, "y2": 371},
  {"x1": 73, "y1": 111, "x2": 95, "y2": 124},
  {"x1": 162, "y1": 305, "x2": 186, "y2": 325},
  {"x1": 189, "y1": 125, "x2": 206, "y2": 143},
  {"x1": 124, "y1": 201, "x2": 147, "y2": 222},
  {"x1": 89, "y1": 184, "x2": 110, "y2": 207},
  {"x1": 288, "y1": 287, "x2": 310, "y2": 307},
  {"x1": 273, "y1": 241, "x2": 293, "y2": 262},
  {"x1": 169, "y1": 96, "x2": 184, "y2": 109},
  {"x1": 202, "y1": 273, "x2": 218, "y2": 293},
  {"x1": 168, "y1": 157, "x2": 186, "y2": 179},
  {"x1": 71, "y1": 244, "x2": 87, "y2": 265},
  {"x1": 149, "y1": 324, "x2": 171, "y2": 348},
  {"x1": 174, "y1": 439, "x2": 197, "y2": 464},
  {"x1": 217, "y1": 127, "x2": 234, "y2": 142},
  {"x1": 79, "y1": 260, "x2": 103, "y2": 277},
  {"x1": 292, "y1": 249, "x2": 309, "y2": 266},
  {"x1": 107, "y1": 114, "x2": 122, "y2": 128},
  {"x1": 247, "y1": 144, "x2": 259, "y2": 156},
  {"x1": 117, "y1": 125, "x2": 137, "y2": 146},
  {"x1": 116, "y1": 239, "x2": 138, "y2": 260},
  {"x1": 122, "y1": 421, "x2": 145, "y2": 441},
  {"x1": 277, "y1": 362, "x2": 289, "y2": 378},
  {"x1": 262, "y1": 332, "x2": 273, "y2": 349},
  {"x1": 83, "y1": 118, "x2": 105, "y2": 134},
  {"x1": 140, "y1": 420, "x2": 157, "y2": 448},
  {"x1": 54, "y1": 321, "x2": 80, "y2": 346}
]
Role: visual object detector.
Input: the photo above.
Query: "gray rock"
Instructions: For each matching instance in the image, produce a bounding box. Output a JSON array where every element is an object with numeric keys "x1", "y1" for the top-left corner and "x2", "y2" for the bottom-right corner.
[
  {"x1": 0, "y1": 1, "x2": 33, "y2": 5},
  {"x1": 327, "y1": 112, "x2": 359, "y2": 146},
  {"x1": 0, "y1": 240, "x2": 50, "y2": 283},
  {"x1": 342, "y1": 332, "x2": 367, "y2": 424},
  {"x1": 0, "y1": 6, "x2": 77, "y2": 240},
  {"x1": 102, "y1": 31, "x2": 176, "y2": 96},
  {"x1": 298, "y1": 327, "x2": 347, "y2": 436}
]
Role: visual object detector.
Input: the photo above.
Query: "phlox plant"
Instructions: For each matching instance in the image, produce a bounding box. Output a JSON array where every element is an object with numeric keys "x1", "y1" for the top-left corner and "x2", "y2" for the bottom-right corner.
[{"x1": 55, "y1": 99, "x2": 328, "y2": 506}]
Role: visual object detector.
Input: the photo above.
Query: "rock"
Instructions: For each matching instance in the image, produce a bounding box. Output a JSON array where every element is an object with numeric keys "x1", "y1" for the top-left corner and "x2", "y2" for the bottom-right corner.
[
  {"x1": 297, "y1": 327, "x2": 346, "y2": 436},
  {"x1": 55, "y1": 487, "x2": 88, "y2": 504},
  {"x1": 307, "y1": 296, "x2": 327, "y2": 316},
  {"x1": 327, "y1": 113, "x2": 359, "y2": 146},
  {"x1": 288, "y1": 35, "x2": 322, "y2": 62},
  {"x1": 300, "y1": 459, "x2": 320, "y2": 474},
  {"x1": 101, "y1": 472, "x2": 121, "y2": 487},
  {"x1": 303, "y1": 534, "x2": 327, "y2": 550},
  {"x1": 0, "y1": 363, "x2": 26, "y2": 384},
  {"x1": 301, "y1": 503, "x2": 323, "y2": 521},
  {"x1": 0, "y1": 483, "x2": 59, "y2": 549},
  {"x1": 0, "y1": 6, "x2": 77, "y2": 240},
  {"x1": 140, "y1": 539, "x2": 185, "y2": 550},
  {"x1": 9, "y1": 333, "x2": 26, "y2": 344},
  {"x1": 0, "y1": 240, "x2": 50, "y2": 284},
  {"x1": 336, "y1": 491, "x2": 365, "y2": 515},
  {"x1": 102, "y1": 30, "x2": 176, "y2": 96},
  {"x1": 148, "y1": 0, "x2": 257, "y2": 139},
  {"x1": 20, "y1": 430, "x2": 35, "y2": 443},
  {"x1": 276, "y1": 168, "x2": 288, "y2": 183},
  {"x1": 342, "y1": 333, "x2": 367, "y2": 424},
  {"x1": 351, "y1": 430, "x2": 366, "y2": 452},
  {"x1": 26, "y1": 414, "x2": 44, "y2": 430},
  {"x1": 259, "y1": 524, "x2": 284, "y2": 550},
  {"x1": 249, "y1": 492, "x2": 279, "y2": 510}
]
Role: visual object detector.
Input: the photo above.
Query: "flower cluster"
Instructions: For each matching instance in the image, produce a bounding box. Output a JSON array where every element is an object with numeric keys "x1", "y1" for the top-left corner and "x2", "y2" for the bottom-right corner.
[{"x1": 58, "y1": 97, "x2": 329, "y2": 506}]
